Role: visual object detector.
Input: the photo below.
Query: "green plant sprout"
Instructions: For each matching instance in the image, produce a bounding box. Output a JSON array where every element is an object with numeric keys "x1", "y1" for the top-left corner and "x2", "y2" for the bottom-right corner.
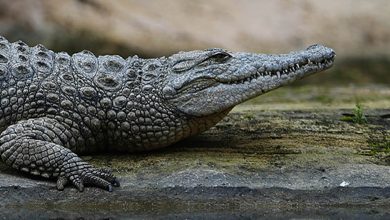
[{"x1": 340, "y1": 103, "x2": 367, "y2": 124}]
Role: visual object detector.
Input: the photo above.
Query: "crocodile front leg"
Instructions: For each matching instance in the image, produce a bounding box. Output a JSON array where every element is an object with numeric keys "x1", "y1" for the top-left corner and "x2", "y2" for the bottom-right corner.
[{"x1": 0, "y1": 117, "x2": 119, "y2": 191}]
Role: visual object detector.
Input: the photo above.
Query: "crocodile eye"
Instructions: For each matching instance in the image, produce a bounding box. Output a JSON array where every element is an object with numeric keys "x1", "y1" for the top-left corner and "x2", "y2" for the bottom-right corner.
[{"x1": 208, "y1": 52, "x2": 232, "y2": 62}]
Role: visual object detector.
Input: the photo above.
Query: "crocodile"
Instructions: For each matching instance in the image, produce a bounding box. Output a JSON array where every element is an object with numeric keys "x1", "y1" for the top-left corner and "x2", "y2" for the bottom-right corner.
[{"x1": 0, "y1": 35, "x2": 335, "y2": 191}]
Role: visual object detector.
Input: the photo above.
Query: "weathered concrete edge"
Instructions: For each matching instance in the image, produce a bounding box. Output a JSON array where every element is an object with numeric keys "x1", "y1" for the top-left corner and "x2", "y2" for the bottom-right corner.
[
  {"x1": 1, "y1": 172, "x2": 389, "y2": 208},
  {"x1": 1, "y1": 162, "x2": 389, "y2": 190}
]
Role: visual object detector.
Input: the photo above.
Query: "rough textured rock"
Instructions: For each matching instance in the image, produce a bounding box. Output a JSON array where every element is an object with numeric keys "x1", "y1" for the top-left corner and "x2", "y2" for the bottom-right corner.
[{"x1": 0, "y1": 0, "x2": 389, "y2": 57}]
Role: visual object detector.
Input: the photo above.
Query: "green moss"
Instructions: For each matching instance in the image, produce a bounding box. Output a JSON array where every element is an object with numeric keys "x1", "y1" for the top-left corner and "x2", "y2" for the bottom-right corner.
[
  {"x1": 241, "y1": 113, "x2": 255, "y2": 120},
  {"x1": 366, "y1": 139, "x2": 390, "y2": 165},
  {"x1": 369, "y1": 141, "x2": 390, "y2": 154}
]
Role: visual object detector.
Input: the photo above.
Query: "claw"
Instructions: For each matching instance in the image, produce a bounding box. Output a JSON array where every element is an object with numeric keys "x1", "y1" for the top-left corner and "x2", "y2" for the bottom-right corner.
[
  {"x1": 91, "y1": 168, "x2": 119, "y2": 188},
  {"x1": 56, "y1": 176, "x2": 68, "y2": 191},
  {"x1": 112, "y1": 178, "x2": 120, "y2": 187},
  {"x1": 68, "y1": 174, "x2": 85, "y2": 192},
  {"x1": 75, "y1": 181, "x2": 85, "y2": 192},
  {"x1": 82, "y1": 173, "x2": 113, "y2": 191},
  {"x1": 58, "y1": 160, "x2": 119, "y2": 191}
]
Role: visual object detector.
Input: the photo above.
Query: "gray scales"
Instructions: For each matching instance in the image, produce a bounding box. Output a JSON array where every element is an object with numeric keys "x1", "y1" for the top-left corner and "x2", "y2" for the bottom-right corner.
[{"x1": 0, "y1": 36, "x2": 335, "y2": 191}]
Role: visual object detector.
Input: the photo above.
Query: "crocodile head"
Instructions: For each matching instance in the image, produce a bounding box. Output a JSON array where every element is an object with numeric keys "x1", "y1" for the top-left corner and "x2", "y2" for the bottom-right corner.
[{"x1": 161, "y1": 44, "x2": 335, "y2": 117}]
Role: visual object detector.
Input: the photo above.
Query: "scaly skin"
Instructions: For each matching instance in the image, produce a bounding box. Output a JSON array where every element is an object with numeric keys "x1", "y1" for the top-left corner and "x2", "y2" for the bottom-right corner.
[{"x1": 0, "y1": 36, "x2": 335, "y2": 191}]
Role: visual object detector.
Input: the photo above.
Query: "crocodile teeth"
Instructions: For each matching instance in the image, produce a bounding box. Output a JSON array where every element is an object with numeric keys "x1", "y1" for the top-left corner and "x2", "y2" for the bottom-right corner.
[{"x1": 222, "y1": 56, "x2": 333, "y2": 85}]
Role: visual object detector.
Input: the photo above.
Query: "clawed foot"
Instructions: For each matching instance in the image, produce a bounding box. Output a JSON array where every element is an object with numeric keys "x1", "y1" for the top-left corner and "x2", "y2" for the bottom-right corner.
[
  {"x1": 0, "y1": 118, "x2": 121, "y2": 192},
  {"x1": 56, "y1": 164, "x2": 120, "y2": 192}
]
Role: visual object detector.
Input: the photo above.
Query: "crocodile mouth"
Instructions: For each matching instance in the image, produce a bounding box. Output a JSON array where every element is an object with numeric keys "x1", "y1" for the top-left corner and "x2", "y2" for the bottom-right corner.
[
  {"x1": 175, "y1": 55, "x2": 335, "y2": 96},
  {"x1": 216, "y1": 56, "x2": 335, "y2": 85}
]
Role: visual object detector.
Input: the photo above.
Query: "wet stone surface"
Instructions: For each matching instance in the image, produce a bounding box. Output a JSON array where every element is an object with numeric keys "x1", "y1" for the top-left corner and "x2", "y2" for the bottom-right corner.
[{"x1": 0, "y1": 86, "x2": 390, "y2": 218}]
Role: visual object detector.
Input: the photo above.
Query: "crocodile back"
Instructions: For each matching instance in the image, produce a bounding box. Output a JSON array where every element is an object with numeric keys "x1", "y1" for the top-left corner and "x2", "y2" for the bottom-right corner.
[{"x1": 0, "y1": 37, "x2": 55, "y2": 129}]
